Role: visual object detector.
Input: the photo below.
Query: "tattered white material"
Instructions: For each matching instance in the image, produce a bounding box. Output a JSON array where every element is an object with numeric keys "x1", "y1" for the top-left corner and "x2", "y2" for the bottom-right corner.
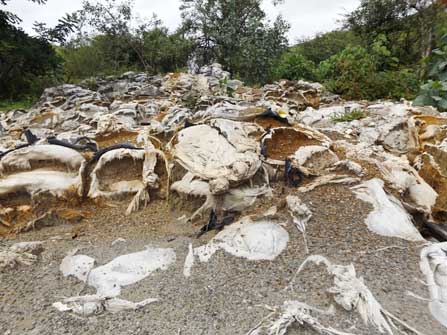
[
  {"x1": 126, "y1": 147, "x2": 169, "y2": 215},
  {"x1": 87, "y1": 247, "x2": 176, "y2": 297},
  {"x1": 297, "y1": 103, "x2": 362, "y2": 126},
  {"x1": 329, "y1": 160, "x2": 364, "y2": 176},
  {"x1": 171, "y1": 172, "x2": 271, "y2": 220},
  {"x1": 208, "y1": 118, "x2": 262, "y2": 153},
  {"x1": 9, "y1": 241, "x2": 44, "y2": 254},
  {"x1": 420, "y1": 243, "x2": 447, "y2": 328},
  {"x1": 351, "y1": 179, "x2": 424, "y2": 241},
  {"x1": 0, "y1": 145, "x2": 85, "y2": 174},
  {"x1": 60, "y1": 253, "x2": 95, "y2": 282},
  {"x1": 54, "y1": 247, "x2": 175, "y2": 316},
  {"x1": 222, "y1": 185, "x2": 272, "y2": 212},
  {"x1": 340, "y1": 141, "x2": 437, "y2": 213},
  {"x1": 87, "y1": 146, "x2": 168, "y2": 214},
  {"x1": 183, "y1": 217, "x2": 288, "y2": 276},
  {"x1": 290, "y1": 145, "x2": 338, "y2": 176},
  {"x1": 0, "y1": 170, "x2": 81, "y2": 198},
  {"x1": 193, "y1": 218, "x2": 288, "y2": 262},
  {"x1": 293, "y1": 255, "x2": 425, "y2": 335},
  {"x1": 286, "y1": 195, "x2": 312, "y2": 254},
  {"x1": 194, "y1": 102, "x2": 265, "y2": 121},
  {"x1": 183, "y1": 243, "x2": 194, "y2": 278},
  {"x1": 377, "y1": 158, "x2": 437, "y2": 212},
  {"x1": 0, "y1": 241, "x2": 43, "y2": 270},
  {"x1": 95, "y1": 114, "x2": 133, "y2": 134},
  {"x1": 53, "y1": 295, "x2": 158, "y2": 316},
  {"x1": 247, "y1": 300, "x2": 353, "y2": 335},
  {"x1": 298, "y1": 174, "x2": 360, "y2": 193},
  {"x1": 88, "y1": 148, "x2": 146, "y2": 199},
  {"x1": 173, "y1": 124, "x2": 261, "y2": 187}
]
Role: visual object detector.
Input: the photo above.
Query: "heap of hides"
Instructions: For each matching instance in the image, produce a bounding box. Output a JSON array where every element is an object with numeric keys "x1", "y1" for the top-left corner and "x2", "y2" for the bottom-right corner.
[
  {"x1": 3, "y1": 64, "x2": 447, "y2": 331},
  {"x1": 0, "y1": 63, "x2": 447, "y2": 246}
]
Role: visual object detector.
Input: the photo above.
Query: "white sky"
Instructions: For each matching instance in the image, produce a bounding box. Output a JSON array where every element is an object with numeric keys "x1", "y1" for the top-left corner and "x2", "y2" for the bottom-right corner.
[{"x1": 7, "y1": 0, "x2": 360, "y2": 42}]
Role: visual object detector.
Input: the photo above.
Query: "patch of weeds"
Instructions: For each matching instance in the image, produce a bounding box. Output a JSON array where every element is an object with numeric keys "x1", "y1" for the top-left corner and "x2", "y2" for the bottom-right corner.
[
  {"x1": 331, "y1": 108, "x2": 368, "y2": 122},
  {"x1": 218, "y1": 77, "x2": 235, "y2": 98},
  {"x1": 0, "y1": 97, "x2": 36, "y2": 112}
]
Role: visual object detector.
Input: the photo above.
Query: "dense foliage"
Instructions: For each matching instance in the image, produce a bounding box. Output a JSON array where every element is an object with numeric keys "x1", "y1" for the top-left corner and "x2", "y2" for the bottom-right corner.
[
  {"x1": 294, "y1": 30, "x2": 361, "y2": 65},
  {"x1": 1, "y1": 0, "x2": 446, "y2": 106},
  {"x1": 273, "y1": 50, "x2": 317, "y2": 82},
  {"x1": 275, "y1": 0, "x2": 446, "y2": 100},
  {"x1": 414, "y1": 33, "x2": 447, "y2": 111},
  {"x1": 180, "y1": 0, "x2": 290, "y2": 84},
  {"x1": 59, "y1": 1, "x2": 193, "y2": 80},
  {"x1": 1, "y1": 1, "x2": 60, "y2": 100}
]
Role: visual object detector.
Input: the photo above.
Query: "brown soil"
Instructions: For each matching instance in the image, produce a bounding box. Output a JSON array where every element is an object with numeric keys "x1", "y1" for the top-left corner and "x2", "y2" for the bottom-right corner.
[
  {"x1": 30, "y1": 111, "x2": 57, "y2": 124},
  {"x1": 0, "y1": 191, "x2": 88, "y2": 236},
  {"x1": 418, "y1": 153, "x2": 447, "y2": 220},
  {"x1": 95, "y1": 131, "x2": 139, "y2": 149},
  {"x1": 254, "y1": 117, "x2": 289, "y2": 129},
  {"x1": 97, "y1": 156, "x2": 144, "y2": 191},
  {"x1": 303, "y1": 92, "x2": 320, "y2": 108},
  {"x1": 263, "y1": 128, "x2": 321, "y2": 160}
]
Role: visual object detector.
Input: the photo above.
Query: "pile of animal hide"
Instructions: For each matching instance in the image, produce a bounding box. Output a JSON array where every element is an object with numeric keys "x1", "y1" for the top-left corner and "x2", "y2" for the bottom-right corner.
[{"x1": 2, "y1": 64, "x2": 447, "y2": 332}]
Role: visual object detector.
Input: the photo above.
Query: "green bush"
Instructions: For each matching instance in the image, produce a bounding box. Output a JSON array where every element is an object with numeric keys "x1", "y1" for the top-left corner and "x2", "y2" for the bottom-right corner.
[
  {"x1": 376, "y1": 68, "x2": 420, "y2": 100},
  {"x1": 296, "y1": 30, "x2": 361, "y2": 64},
  {"x1": 0, "y1": 22, "x2": 62, "y2": 100},
  {"x1": 59, "y1": 28, "x2": 193, "y2": 83},
  {"x1": 414, "y1": 80, "x2": 447, "y2": 111},
  {"x1": 318, "y1": 46, "x2": 378, "y2": 100},
  {"x1": 318, "y1": 44, "x2": 419, "y2": 100},
  {"x1": 414, "y1": 34, "x2": 447, "y2": 111},
  {"x1": 0, "y1": 97, "x2": 36, "y2": 112},
  {"x1": 274, "y1": 49, "x2": 317, "y2": 81}
]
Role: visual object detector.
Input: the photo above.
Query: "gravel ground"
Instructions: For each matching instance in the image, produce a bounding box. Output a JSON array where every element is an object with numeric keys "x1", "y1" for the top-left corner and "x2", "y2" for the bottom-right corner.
[{"x1": 0, "y1": 183, "x2": 444, "y2": 335}]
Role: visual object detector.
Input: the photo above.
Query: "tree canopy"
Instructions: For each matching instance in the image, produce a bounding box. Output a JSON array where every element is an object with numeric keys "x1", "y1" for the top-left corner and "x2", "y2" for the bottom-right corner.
[
  {"x1": 180, "y1": 0, "x2": 290, "y2": 83},
  {"x1": 1, "y1": 0, "x2": 446, "y2": 103}
]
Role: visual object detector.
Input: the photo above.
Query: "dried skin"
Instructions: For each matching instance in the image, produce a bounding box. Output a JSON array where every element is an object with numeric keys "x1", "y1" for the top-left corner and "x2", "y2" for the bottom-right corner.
[
  {"x1": 263, "y1": 128, "x2": 322, "y2": 161},
  {"x1": 94, "y1": 131, "x2": 139, "y2": 149}
]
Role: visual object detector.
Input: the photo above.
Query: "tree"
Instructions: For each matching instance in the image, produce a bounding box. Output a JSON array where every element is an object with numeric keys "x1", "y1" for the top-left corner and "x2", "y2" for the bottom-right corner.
[
  {"x1": 33, "y1": 13, "x2": 79, "y2": 44},
  {"x1": 0, "y1": 0, "x2": 62, "y2": 100},
  {"x1": 76, "y1": 0, "x2": 149, "y2": 70},
  {"x1": 58, "y1": 1, "x2": 192, "y2": 80},
  {"x1": 274, "y1": 49, "x2": 317, "y2": 81},
  {"x1": 294, "y1": 30, "x2": 361, "y2": 65},
  {"x1": 1, "y1": 0, "x2": 46, "y2": 27},
  {"x1": 345, "y1": 0, "x2": 446, "y2": 63},
  {"x1": 408, "y1": 0, "x2": 446, "y2": 58},
  {"x1": 318, "y1": 43, "x2": 419, "y2": 100},
  {"x1": 180, "y1": 0, "x2": 290, "y2": 83}
]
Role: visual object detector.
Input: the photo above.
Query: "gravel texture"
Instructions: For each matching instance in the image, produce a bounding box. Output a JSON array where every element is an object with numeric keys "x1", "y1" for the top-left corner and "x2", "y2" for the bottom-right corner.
[{"x1": 0, "y1": 183, "x2": 444, "y2": 335}]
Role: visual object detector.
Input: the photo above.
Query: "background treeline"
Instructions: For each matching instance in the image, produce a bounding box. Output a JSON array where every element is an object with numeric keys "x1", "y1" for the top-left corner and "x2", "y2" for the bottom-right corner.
[{"x1": 0, "y1": 0, "x2": 446, "y2": 107}]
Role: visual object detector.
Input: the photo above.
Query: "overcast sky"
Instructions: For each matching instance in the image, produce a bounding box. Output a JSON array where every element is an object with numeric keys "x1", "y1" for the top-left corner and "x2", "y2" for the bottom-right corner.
[{"x1": 8, "y1": 0, "x2": 360, "y2": 42}]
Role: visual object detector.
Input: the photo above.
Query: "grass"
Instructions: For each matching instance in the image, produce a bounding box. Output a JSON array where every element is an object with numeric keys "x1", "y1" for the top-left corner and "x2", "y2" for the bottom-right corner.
[
  {"x1": 331, "y1": 108, "x2": 368, "y2": 122},
  {"x1": 0, "y1": 97, "x2": 36, "y2": 112}
]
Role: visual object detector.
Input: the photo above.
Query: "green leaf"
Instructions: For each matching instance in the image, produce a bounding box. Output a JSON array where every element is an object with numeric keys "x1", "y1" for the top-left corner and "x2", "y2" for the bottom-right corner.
[
  {"x1": 421, "y1": 82, "x2": 434, "y2": 90},
  {"x1": 432, "y1": 96, "x2": 443, "y2": 102},
  {"x1": 439, "y1": 61, "x2": 447, "y2": 71},
  {"x1": 439, "y1": 99, "x2": 447, "y2": 111},
  {"x1": 441, "y1": 34, "x2": 447, "y2": 45},
  {"x1": 413, "y1": 95, "x2": 435, "y2": 106}
]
